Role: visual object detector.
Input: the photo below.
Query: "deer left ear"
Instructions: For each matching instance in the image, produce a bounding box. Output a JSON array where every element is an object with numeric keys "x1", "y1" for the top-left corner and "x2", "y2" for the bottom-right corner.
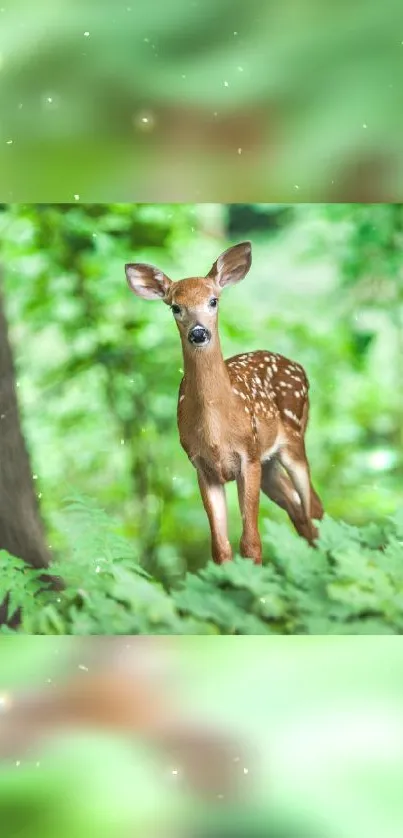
[
  {"x1": 125, "y1": 263, "x2": 172, "y2": 301},
  {"x1": 207, "y1": 242, "x2": 252, "y2": 288}
]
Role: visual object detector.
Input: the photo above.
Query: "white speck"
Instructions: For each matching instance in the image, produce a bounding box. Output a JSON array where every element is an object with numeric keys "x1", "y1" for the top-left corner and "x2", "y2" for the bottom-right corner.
[
  {"x1": 171, "y1": 768, "x2": 179, "y2": 775},
  {"x1": 134, "y1": 110, "x2": 156, "y2": 131},
  {"x1": 243, "y1": 767, "x2": 249, "y2": 774},
  {"x1": 78, "y1": 664, "x2": 89, "y2": 671},
  {"x1": 46, "y1": 97, "x2": 53, "y2": 103},
  {"x1": 38, "y1": 492, "x2": 42, "y2": 499},
  {"x1": 6, "y1": 139, "x2": 13, "y2": 145},
  {"x1": 237, "y1": 147, "x2": 242, "y2": 154},
  {"x1": 33, "y1": 474, "x2": 38, "y2": 480},
  {"x1": 233, "y1": 31, "x2": 238, "y2": 35},
  {"x1": 294, "y1": 184, "x2": 299, "y2": 190},
  {"x1": 16, "y1": 761, "x2": 21, "y2": 767},
  {"x1": 74, "y1": 194, "x2": 80, "y2": 200},
  {"x1": 237, "y1": 66, "x2": 244, "y2": 72},
  {"x1": 224, "y1": 80, "x2": 229, "y2": 87},
  {"x1": 84, "y1": 31, "x2": 90, "y2": 37},
  {"x1": 363, "y1": 123, "x2": 367, "y2": 128},
  {"x1": 0, "y1": 693, "x2": 11, "y2": 711},
  {"x1": 95, "y1": 565, "x2": 101, "y2": 573},
  {"x1": 120, "y1": 438, "x2": 125, "y2": 445}
]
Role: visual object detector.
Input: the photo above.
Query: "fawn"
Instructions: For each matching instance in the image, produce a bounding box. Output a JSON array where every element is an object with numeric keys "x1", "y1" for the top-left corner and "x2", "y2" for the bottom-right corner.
[{"x1": 125, "y1": 241, "x2": 323, "y2": 565}]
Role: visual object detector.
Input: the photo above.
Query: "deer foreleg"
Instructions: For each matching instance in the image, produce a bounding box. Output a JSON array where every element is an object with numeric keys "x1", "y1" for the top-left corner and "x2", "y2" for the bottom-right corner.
[
  {"x1": 236, "y1": 459, "x2": 262, "y2": 564},
  {"x1": 197, "y1": 470, "x2": 232, "y2": 564}
]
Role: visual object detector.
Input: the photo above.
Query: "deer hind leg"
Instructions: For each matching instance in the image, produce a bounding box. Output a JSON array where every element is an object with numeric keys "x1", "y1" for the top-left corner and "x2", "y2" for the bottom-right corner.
[
  {"x1": 276, "y1": 440, "x2": 323, "y2": 544},
  {"x1": 299, "y1": 398, "x2": 324, "y2": 524},
  {"x1": 261, "y1": 459, "x2": 315, "y2": 542},
  {"x1": 310, "y1": 484, "x2": 324, "y2": 521}
]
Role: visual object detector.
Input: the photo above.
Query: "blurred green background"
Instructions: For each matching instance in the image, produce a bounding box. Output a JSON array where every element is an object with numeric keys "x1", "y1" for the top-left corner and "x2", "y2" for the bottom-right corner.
[
  {"x1": 1, "y1": 636, "x2": 403, "y2": 838},
  {"x1": 0, "y1": 0, "x2": 402, "y2": 200},
  {"x1": 0, "y1": 202, "x2": 401, "y2": 579}
]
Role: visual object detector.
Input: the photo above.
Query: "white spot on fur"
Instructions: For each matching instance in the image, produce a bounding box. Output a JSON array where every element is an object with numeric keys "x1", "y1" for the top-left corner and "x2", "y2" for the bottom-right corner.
[{"x1": 284, "y1": 408, "x2": 301, "y2": 425}]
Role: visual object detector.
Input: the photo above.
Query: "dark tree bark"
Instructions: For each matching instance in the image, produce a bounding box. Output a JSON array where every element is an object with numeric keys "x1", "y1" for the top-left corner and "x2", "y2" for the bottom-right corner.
[{"x1": 0, "y1": 280, "x2": 52, "y2": 620}]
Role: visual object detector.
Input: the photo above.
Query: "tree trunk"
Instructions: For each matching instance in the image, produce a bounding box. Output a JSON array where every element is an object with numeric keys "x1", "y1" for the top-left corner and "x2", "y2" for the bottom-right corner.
[{"x1": 0, "y1": 280, "x2": 52, "y2": 620}]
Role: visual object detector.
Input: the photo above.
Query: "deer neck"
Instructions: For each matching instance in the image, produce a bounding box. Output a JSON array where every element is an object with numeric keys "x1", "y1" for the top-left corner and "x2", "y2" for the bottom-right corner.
[{"x1": 181, "y1": 333, "x2": 233, "y2": 413}]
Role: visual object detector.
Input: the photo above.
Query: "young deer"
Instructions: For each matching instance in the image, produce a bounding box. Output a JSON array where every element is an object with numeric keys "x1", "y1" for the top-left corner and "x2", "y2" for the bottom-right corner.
[{"x1": 125, "y1": 242, "x2": 323, "y2": 565}]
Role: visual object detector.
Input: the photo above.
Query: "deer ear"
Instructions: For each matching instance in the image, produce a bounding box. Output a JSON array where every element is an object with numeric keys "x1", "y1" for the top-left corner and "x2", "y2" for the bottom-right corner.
[
  {"x1": 125, "y1": 263, "x2": 172, "y2": 301},
  {"x1": 207, "y1": 242, "x2": 252, "y2": 288}
]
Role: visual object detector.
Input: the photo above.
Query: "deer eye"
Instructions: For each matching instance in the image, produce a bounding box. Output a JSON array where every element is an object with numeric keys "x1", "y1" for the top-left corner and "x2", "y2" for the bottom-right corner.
[
  {"x1": 171, "y1": 304, "x2": 181, "y2": 315},
  {"x1": 209, "y1": 298, "x2": 218, "y2": 308}
]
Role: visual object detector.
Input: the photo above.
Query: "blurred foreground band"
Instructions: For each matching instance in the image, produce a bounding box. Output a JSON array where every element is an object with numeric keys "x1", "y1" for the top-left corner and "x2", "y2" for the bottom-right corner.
[
  {"x1": 1, "y1": 637, "x2": 403, "y2": 838},
  {"x1": 0, "y1": 0, "x2": 402, "y2": 200}
]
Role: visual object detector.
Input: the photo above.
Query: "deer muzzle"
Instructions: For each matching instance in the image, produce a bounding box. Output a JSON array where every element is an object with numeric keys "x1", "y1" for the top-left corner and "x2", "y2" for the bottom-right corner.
[{"x1": 188, "y1": 324, "x2": 211, "y2": 345}]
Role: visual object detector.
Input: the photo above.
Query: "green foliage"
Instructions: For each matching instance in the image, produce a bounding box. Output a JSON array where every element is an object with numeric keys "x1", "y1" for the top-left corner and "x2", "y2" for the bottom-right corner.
[
  {"x1": 3, "y1": 498, "x2": 403, "y2": 635},
  {"x1": 0, "y1": 734, "x2": 177, "y2": 838},
  {"x1": 0, "y1": 553, "x2": 43, "y2": 619}
]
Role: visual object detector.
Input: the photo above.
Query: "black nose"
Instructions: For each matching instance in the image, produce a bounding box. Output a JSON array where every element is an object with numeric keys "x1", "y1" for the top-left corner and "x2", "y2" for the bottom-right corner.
[{"x1": 188, "y1": 325, "x2": 211, "y2": 345}]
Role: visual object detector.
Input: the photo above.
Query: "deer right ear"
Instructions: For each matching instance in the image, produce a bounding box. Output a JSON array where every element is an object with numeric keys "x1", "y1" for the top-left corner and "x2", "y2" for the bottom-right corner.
[
  {"x1": 207, "y1": 241, "x2": 252, "y2": 289},
  {"x1": 125, "y1": 263, "x2": 172, "y2": 301}
]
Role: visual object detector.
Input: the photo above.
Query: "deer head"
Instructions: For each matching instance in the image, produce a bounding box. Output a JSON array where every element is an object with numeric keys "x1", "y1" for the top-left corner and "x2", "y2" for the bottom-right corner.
[{"x1": 125, "y1": 242, "x2": 252, "y2": 349}]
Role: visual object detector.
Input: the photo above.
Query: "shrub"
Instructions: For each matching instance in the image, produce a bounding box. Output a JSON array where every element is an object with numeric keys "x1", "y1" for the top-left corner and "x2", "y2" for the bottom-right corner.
[{"x1": 2, "y1": 497, "x2": 403, "y2": 635}]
